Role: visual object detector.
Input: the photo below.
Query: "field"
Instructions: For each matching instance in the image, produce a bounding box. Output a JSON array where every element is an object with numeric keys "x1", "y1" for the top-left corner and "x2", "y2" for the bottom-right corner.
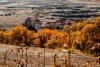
[
  {"x1": 0, "y1": 44, "x2": 99, "y2": 67},
  {"x1": 0, "y1": 0, "x2": 100, "y2": 67},
  {"x1": 0, "y1": 0, "x2": 100, "y2": 31},
  {"x1": 0, "y1": 8, "x2": 33, "y2": 30}
]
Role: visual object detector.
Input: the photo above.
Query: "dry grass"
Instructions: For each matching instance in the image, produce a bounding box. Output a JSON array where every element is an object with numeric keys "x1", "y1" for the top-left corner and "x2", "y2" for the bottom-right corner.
[{"x1": 0, "y1": 6, "x2": 34, "y2": 30}]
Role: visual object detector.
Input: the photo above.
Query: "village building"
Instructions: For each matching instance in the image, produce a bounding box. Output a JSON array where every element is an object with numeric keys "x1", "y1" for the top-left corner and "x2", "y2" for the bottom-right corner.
[
  {"x1": 22, "y1": 11, "x2": 75, "y2": 30},
  {"x1": 22, "y1": 12, "x2": 42, "y2": 31}
]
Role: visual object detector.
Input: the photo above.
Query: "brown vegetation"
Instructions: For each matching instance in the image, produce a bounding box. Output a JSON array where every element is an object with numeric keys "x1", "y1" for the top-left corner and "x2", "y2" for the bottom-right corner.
[{"x1": 0, "y1": 17, "x2": 100, "y2": 57}]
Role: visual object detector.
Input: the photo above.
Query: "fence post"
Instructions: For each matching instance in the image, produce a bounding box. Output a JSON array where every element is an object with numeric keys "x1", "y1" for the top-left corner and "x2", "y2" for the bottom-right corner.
[
  {"x1": 4, "y1": 51, "x2": 7, "y2": 67},
  {"x1": 44, "y1": 48, "x2": 45, "y2": 67}
]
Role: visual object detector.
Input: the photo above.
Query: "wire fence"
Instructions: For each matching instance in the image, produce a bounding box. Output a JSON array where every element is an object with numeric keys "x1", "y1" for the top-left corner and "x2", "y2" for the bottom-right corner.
[{"x1": 0, "y1": 47, "x2": 100, "y2": 67}]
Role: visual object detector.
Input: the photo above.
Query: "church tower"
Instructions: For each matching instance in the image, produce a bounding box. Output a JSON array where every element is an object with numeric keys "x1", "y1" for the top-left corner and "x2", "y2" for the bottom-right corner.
[{"x1": 34, "y1": 12, "x2": 40, "y2": 21}]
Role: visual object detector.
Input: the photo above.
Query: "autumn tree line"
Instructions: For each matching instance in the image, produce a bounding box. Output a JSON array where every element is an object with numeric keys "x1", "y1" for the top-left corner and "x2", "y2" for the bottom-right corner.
[
  {"x1": 0, "y1": 17, "x2": 100, "y2": 56},
  {"x1": 63, "y1": 17, "x2": 100, "y2": 56}
]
